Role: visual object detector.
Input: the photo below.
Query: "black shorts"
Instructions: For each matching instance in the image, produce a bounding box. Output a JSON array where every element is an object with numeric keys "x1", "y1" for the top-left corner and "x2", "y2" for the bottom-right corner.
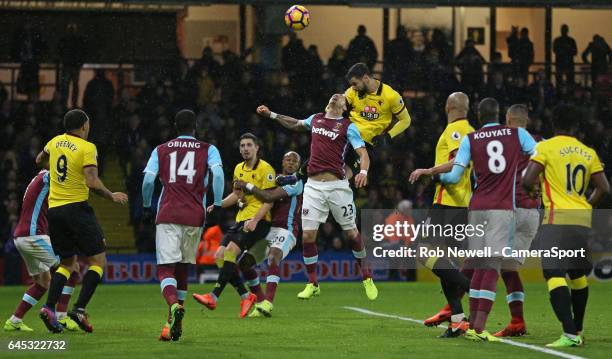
[
  {"x1": 419, "y1": 204, "x2": 468, "y2": 250},
  {"x1": 539, "y1": 224, "x2": 592, "y2": 272},
  {"x1": 224, "y1": 220, "x2": 271, "y2": 251},
  {"x1": 346, "y1": 143, "x2": 375, "y2": 177},
  {"x1": 48, "y1": 201, "x2": 106, "y2": 259}
]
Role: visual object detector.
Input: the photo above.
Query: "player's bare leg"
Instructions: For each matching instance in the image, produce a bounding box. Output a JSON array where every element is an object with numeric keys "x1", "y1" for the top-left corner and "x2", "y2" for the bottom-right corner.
[
  {"x1": 344, "y1": 228, "x2": 377, "y2": 300},
  {"x1": 298, "y1": 228, "x2": 321, "y2": 299}
]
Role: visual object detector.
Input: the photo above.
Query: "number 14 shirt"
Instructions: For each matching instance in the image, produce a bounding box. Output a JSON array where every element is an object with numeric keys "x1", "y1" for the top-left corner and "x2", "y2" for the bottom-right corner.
[{"x1": 44, "y1": 133, "x2": 98, "y2": 208}]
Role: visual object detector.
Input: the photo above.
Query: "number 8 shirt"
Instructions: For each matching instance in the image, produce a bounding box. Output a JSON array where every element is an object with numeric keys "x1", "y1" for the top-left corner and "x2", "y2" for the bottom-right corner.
[
  {"x1": 453, "y1": 123, "x2": 537, "y2": 210},
  {"x1": 44, "y1": 133, "x2": 98, "y2": 208}
]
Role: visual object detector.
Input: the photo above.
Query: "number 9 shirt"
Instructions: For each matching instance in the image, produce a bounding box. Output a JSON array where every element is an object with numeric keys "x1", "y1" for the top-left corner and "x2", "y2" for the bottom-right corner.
[{"x1": 44, "y1": 133, "x2": 98, "y2": 208}]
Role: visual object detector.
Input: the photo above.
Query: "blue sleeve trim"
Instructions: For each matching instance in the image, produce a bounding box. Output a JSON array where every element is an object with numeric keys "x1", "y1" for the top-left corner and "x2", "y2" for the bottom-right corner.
[
  {"x1": 208, "y1": 145, "x2": 222, "y2": 168},
  {"x1": 440, "y1": 164, "x2": 466, "y2": 184},
  {"x1": 301, "y1": 114, "x2": 315, "y2": 129},
  {"x1": 211, "y1": 165, "x2": 224, "y2": 206},
  {"x1": 518, "y1": 127, "x2": 537, "y2": 155},
  {"x1": 143, "y1": 148, "x2": 159, "y2": 175},
  {"x1": 142, "y1": 172, "x2": 157, "y2": 208},
  {"x1": 347, "y1": 123, "x2": 366, "y2": 149},
  {"x1": 454, "y1": 136, "x2": 471, "y2": 167}
]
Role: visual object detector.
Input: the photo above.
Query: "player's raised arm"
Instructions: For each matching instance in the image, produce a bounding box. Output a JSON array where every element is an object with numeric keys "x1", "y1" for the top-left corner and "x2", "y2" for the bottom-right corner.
[
  {"x1": 256, "y1": 105, "x2": 309, "y2": 132},
  {"x1": 373, "y1": 91, "x2": 412, "y2": 147}
]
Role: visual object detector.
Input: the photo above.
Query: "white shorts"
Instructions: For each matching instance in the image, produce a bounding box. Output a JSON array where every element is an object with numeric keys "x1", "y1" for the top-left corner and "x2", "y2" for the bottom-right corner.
[
  {"x1": 156, "y1": 224, "x2": 202, "y2": 265},
  {"x1": 302, "y1": 179, "x2": 356, "y2": 230},
  {"x1": 509, "y1": 208, "x2": 540, "y2": 264},
  {"x1": 14, "y1": 235, "x2": 59, "y2": 276},
  {"x1": 468, "y1": 210, "x2": 515, "y2": 258},
  {"x1": 247, "y1": 227, "x2": 297, "y2": 264}
]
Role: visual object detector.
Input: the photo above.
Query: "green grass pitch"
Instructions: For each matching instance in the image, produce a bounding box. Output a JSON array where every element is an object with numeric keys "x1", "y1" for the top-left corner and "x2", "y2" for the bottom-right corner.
[{"x1": 1, "y1": 282, "x2": 610, "y2": 358}]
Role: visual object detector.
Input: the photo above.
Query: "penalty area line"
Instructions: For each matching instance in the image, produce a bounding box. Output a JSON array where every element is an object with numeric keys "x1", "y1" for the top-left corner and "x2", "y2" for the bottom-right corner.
[{"x1": 343, "y1": 306, "x2": 586, "y2": 359}]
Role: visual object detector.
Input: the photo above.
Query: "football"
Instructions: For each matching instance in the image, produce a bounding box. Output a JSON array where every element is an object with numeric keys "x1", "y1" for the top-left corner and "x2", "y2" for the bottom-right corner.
[{"x1": 284, "y1": 5, "x2": 310, "y2": 31}]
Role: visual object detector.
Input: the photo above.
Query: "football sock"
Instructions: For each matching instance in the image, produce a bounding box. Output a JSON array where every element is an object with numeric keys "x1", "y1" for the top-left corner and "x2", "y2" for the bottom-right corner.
[
  {"x1": 157, "y1": 264, "x2": 178, "y2": 307},
  {"x1": 73, "y1": 265, "x2": 104, "y2": 310},
  {"x1": 349, "y1": 234, "x2": 371, "y2": 280},
  {"x1": 472, "y1": 268, "x2": 498, "y2": 333},
  {"x1": 440, "y1": 279, "x2": 463, "y2": 316},
  {"x1": 502, "y1": 270, "x2": 525, "y2": 323},
  {"x1": 302, "y1": 241, "x2": 319, "y2": 286},
  {"x1": 46, "y1": 266, "x2": 71, "y2": 309},
  {"x1": 266, "y1": 262, "x2": 281, "y2": 303},
  {"x1": 57, "y1": 271, "x2": 79, "y2": 317},
  {"x1": 213, "y1": 251, "x2": 247, "y2": 299},
  {"x1": 547, "y1": 277, "x2": 578, "y2": 335},
  {"x1": 243, "y1": 266, "x2": 264, "y2": 302},
  {"x1": 428, "y1": 257, "x2": 471, "y2": 292},
  {"x1": 468, "y1": 269, "x2": 484, "y2": 330},
  {"x1": 14, "y1": 283, "x2": 47, "y2": 320},
  {"x1": 569, "y1": 275, "x2": 588, "y2": 332},
  {"x1": 175, "y1": 263, "x2": 189, "y2": 305}
]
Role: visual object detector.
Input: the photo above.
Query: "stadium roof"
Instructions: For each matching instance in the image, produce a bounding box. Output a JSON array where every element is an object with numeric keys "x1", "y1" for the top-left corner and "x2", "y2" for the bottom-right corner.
[{"x1": 0, "y1": 0, "x2": 610, "y2": 8}]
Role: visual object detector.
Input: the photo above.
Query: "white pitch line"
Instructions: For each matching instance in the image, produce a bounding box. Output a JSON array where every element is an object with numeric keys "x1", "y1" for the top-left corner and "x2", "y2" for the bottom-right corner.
[{"x1": 343, "y1": 306, "x2": 586, "y2": 359}]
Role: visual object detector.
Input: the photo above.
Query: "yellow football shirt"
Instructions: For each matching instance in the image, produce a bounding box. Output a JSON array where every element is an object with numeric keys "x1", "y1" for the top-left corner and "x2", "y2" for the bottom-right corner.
[
  {"x1": 530, "y1": 135, "x2": 604, "y2": 227},
  {"x1": 345, "y1": 81, "x2": 405, "y2": 144},
  {"x1": 44, "y1": 133, "x2": 98, "y2": 208},
  {"x1": 433, "y1": 119, "x2": 475, "y2": 207},
  {"x1": 233, "y1": 159, "x2": 276, "y2": 223}
]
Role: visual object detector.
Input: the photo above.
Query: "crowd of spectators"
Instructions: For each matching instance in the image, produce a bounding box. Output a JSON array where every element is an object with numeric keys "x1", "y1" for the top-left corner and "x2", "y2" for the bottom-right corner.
[{"x1": 0, "y1": 25, "x2": 610, "y2": 273}]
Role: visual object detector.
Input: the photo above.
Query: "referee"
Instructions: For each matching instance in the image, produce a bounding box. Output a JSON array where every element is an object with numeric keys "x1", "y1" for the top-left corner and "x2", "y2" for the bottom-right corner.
[{"x1": 35, "y1": 109, "x2": 128, "y2": 333}]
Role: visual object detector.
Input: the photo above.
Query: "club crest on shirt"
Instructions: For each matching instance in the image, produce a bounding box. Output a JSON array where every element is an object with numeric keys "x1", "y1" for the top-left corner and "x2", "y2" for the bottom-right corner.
[
  {"x1": 333, "y1": 122, "x2": 343, "y2": 132},
  {"x1": 302, "y1": 208, "x2": 309, "y2": 215},
  {"x1": 451, "y1": 131, "x2": 461, "y2": 141},
  {"x1": 360, "y1": 106, "x2": 379, "y2": 121},
  {"x1": 267, "y1": 173, "x2": 274, "y2": 181}
]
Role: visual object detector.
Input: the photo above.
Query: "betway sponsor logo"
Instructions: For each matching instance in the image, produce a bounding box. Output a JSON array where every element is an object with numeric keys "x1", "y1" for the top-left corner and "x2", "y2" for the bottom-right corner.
[{"x1": 312, "y1": 127, "x2": 340, "y2": 140}]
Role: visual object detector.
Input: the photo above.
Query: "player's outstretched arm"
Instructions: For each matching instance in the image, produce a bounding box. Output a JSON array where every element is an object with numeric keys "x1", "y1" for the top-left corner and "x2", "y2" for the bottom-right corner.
[
  {"x1": 409, "y1": 160, "x2": 454, "y2": 184},
  {"x1": 522, "y1": 161, "x2": 544, "y2": 195},
  {"x1": 234, "y1": 180, "x2": 288, "y2": 203},
  {"x1": 588, "y1": 172, "x2": 610, "y2": 206},
  {"x1": 84, "y1": 166, "x2": 128, "y2": 204},
  {"x1": 256, "y1": 105, "x2": 307, "y2": 132}
]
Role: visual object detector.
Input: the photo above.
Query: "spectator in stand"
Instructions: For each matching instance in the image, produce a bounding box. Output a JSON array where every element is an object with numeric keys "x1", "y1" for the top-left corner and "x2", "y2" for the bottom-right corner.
[
  {"x1": 57, "y1": 23, "x2": 87, "y2": 108},
  {"x1": 528, "y1": 69, "x2": 555, "y2": 114},
  {"x1": 486, "y1": 71, "x2": 511, "y2": 109},
  {"x1": 582, "y1": 35, "x2": 612, "y2": 85},
  {"x1": 304, "y1": 45, "x2": 324, "y2": 102},
  {"x1": 197, "y1": 46, "x2": 221, "y2": 83},
  {"x1": 507, "y1": 26, "x2": 520, "y2": 77},
  {"x1": 553, "y1": 24, "x2": 578, "y2": 86},
  {"x1": 384, "y1": 25, "x2": 413, "y2": 91},
  {"x1": 488, "y1": 51, "x2": 509, "y2": 83},
  {"x1": 327, "y1": 45, "x2": 348, "y2": 92},
  {"x1": 83, "y1": 69, "x2": 115, "y2": 175},
  {"x1": 517, "y1": 28, "x2": 535, "y2": 83},
  {"x1": 11, "y1": 23, "x2": 46, "y2": 102},
  {"x1": 455, "y1": 39, "x2": 485, "y2": 95},
  {"x1": 282, "y1": 33, "x2": 309, "y2": 99},
  {"x1": 346, "y1": 25, "x2": 378, "y2": 70}
]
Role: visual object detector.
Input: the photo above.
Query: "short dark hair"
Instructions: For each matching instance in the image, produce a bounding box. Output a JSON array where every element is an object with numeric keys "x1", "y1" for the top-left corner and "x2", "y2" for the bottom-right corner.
[
  {"x1": 345, "y1": 62, "x2": 370, "y2": 81},
  {"x1": 174, "y1": 109, "x2": 196, "y2": 134},
  {"x1": 63, "y1": 109, "x2": 89, "y2": 131},
  {"x1": 240, "y1": 132, "x2": 259, "y2": 145},
  {"x1": 478, "y1": 97, "x2": 500, "y2": 124},
  {"x1": 552, "y1": 104, "x2": 579, "y2": 132}
]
